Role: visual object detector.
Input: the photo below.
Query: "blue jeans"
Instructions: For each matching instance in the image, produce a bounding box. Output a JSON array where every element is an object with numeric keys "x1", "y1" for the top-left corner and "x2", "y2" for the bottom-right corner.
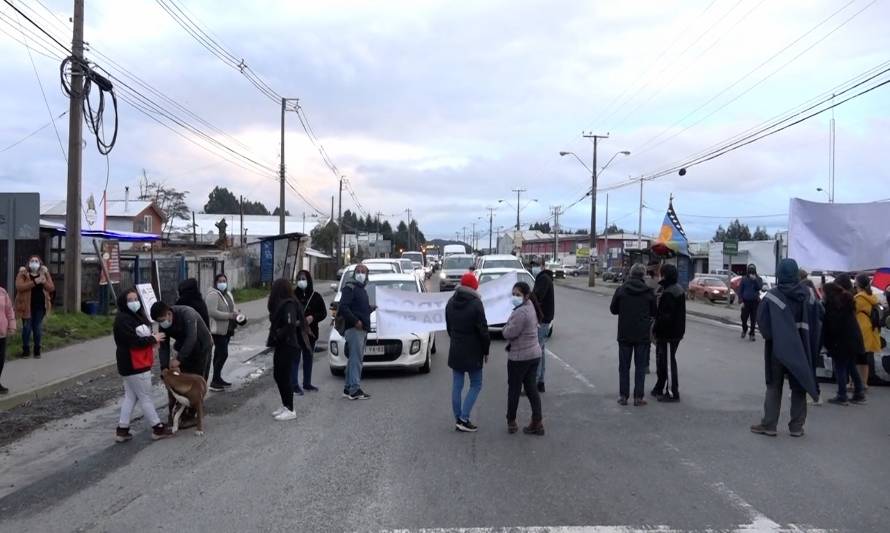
[
  {"x1": 536, "y1": 323, "x2": 549, "y2": 383},
  {"x1": 452, "y1": 368, "x2": 483, "y2": 421},
  {"x1": 832, "y1": 354, "x2": 864, "y2": 401},
  {"x1": 344, "y1": 328, "x2": 367, "y2": 395},
  {"x1": 291, "y1": 341, "x2": 315, "y2": 392},
  {"x1": 22, "y1": 308, "x2": 45, "y2": 353}
]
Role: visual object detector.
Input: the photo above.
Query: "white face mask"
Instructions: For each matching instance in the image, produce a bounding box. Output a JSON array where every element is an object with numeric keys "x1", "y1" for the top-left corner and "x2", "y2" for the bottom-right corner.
[
  {"x1": 159, "y1": 318, "x2": 172, "y2": 329},
  {"x1": 217, "y1": 282, "x2": 228, "y2": 292},
  {"x1": 297, "y1": 280, "x2": 308, "y2": 290},
  {"x1": 511, "y1": 295, "x2": 524, "y2": 308},
  {"x1": 127, "y1": 300, "x2": 141, "y2": 313},
  {"x1": 29, "y1": 261, "x2": 40, "y2": 271},
  {"x1": 532, "y1": 267, "x2": 542, "y2": 276},
  {"x1": 355, "y1": 273, "x2": 367, "y2": 284}
]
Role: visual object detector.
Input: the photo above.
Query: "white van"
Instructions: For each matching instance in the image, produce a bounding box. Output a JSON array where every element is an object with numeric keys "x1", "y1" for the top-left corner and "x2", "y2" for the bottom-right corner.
[{"x1": 443, "y1": 244, "x2": 466, "y2": 257}]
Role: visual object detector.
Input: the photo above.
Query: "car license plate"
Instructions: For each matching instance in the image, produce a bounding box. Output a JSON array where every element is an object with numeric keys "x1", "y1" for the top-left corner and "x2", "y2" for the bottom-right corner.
[{"x1": 365, "y1": 345, "x2": 385, "y2": 356}]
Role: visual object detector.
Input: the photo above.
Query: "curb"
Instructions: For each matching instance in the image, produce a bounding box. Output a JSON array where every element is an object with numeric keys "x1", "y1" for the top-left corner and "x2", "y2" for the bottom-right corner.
[
  {"x1": 0, "y1": 284, "x2": 338, "y2": 412},
  {"x1": 556, "y1": 280, "x2": 742, "y2": 327}
]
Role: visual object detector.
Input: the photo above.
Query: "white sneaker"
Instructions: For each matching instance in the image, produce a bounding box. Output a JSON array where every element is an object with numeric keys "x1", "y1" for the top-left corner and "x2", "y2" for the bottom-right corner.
[
  {"x1": 274, "y1": 409, "x2": 296, "y2": 421},
  {"x1": 272, "y1": 406, "x2": 287, "y2": 417}
]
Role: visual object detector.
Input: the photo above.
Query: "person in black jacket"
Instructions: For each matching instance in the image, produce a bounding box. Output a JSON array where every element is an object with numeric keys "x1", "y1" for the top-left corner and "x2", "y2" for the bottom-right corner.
[
  {"x1": 176, "y1": 278, "x2": 210, "y2": 327},
  {"x1": 150, "y1": 302, "x2": 213, "y2": 376},
  {"x1": 338, "y1": 265, "x2": 373, "y2": 400},
  {"x1": 530, "y1": 260, "x2": 554, "y2": 393},
  {"x1": 822, "y1": 282, "x2": 866, "y2": 405},
  {"x1": 114, "y1": 289, "x2": 172, "y2": 442},
  {"x1": 651, "y1": 264, "x2": 686, "y2": 402},
  {"x1": 445, "y1": 273, "x2": 490, "y2": 432},
  {"x1": 610, "y1": 263, "x2": 657, "y2": 406},
  {"x1": 293, "y1": 270, "x2": 327, "y2": 393},
  {"x1": 267, "y1": 278, "x2": 311, "y2": 421}
]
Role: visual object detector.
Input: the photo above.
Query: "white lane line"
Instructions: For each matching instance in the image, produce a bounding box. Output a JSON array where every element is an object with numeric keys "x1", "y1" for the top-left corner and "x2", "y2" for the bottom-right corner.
[
  {"x1": 546, "y1": 348, "x2": 596, "y2": 390},
  {"x1": 381, "y1": 527, "x2": 678, "y2": 532}
]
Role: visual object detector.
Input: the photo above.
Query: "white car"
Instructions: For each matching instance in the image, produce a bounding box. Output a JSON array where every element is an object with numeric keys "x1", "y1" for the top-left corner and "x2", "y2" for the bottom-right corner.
[
  {"x1": 328, "y1": 273, "x2": 437, "y2": 375},
  {"x1": 330, "y1": 263, "x2": 400, "y2": 305},
  {"x1": 476, "y1": 254, "x2": 524, "y2": 271},
  {"x1": 363, "y1": 258, "x2": 405, "y2": 273},
  {"x1": 476, "y1": 267, "x2": 554, "y2": 337}
]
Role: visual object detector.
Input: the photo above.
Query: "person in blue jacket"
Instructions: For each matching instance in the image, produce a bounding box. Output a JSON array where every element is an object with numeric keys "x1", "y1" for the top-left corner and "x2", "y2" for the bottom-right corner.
[
  {"x1": 737, "y1": 264, "x2": 764, "y2": 341},
  {"x1": 750, "y1": 258, "x2": 822, "y2": 438},
  {"x1": 338, "y1": 265, "x2": 373, "y2": 401}
]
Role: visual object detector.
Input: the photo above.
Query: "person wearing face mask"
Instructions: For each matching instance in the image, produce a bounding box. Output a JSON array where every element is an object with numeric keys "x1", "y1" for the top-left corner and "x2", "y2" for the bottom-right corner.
[
  {"x1": 503, "y1": 282, "x2": 545, "y2": 435},
  {"x1": 338, "y1": 265, "x2": 373, "y2": 400},
  {"x1": 113, "y1": 289, "x2": 173, "y2": 442},
  {"x1": 14, "y1": 255, "x2": 54, "y2": 359},
  {"x1": 205, "y1": 274, "x2": 240, "y2": 392},
  {"x1": 293, "y1": 270, "x2": 327, "y2": 393},
  {"x1": 0, "y1": 283, "x2": 16, "y2": 395},
  {"x1": 530, "y1": 260, "x2": 554, "y2": 393},
  {"x1": 737, "y1": 264, "x2": 764, "y2": 342}
]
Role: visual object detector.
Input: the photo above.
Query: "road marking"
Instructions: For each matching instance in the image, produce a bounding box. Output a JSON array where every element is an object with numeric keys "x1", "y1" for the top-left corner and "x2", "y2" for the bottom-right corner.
[
  {"x1": 378, "y1": 524, "x2": 828, "y2": 532},
  {"x1": 546, "y1": 349, "x2": 596, "y2": 390}
]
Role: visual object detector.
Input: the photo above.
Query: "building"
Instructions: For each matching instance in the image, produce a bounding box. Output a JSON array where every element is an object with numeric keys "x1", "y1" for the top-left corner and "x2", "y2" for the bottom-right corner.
[
  {"x1": 515, "y1": 232, "x2": 653, "y2": 267},
  {"x1": 41, "y1": 199, "x2": 165, "y2": 251}
]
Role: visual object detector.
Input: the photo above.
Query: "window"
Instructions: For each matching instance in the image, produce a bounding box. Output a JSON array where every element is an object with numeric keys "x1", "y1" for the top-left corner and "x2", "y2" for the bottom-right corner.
[{"x1": 143, "y1": 215, "x2": 153, "y2": 233}]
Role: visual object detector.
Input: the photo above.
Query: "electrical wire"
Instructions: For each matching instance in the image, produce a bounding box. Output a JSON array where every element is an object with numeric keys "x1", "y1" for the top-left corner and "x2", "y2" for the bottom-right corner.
[{"x1": 0, "y1": 111, "x2": 67, "y2": 153}]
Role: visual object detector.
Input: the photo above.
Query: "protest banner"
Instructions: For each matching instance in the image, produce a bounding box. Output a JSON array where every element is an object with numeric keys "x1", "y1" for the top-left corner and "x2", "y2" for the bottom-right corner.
[{"x1": 376, "y1": 271, "x2": 518, "y2": 337}]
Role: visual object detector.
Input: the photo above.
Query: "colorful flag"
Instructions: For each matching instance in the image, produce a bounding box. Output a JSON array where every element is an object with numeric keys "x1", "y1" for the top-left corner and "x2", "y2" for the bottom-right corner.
[{"x1": 651, "y1": 199, "x2": 688, "y2": 257}]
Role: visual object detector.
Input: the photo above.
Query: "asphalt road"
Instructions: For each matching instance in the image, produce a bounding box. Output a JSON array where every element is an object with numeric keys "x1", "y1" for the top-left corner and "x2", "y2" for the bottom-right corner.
[{"x1": 1, "y1": 283, "x2": 888, "y2": 533}]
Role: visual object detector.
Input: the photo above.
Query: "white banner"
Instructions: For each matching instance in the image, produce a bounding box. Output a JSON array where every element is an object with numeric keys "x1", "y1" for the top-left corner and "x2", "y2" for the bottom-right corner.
[
  {"x1": 788, "y1": 198, "x2": 890, "y2": 271},
  {"x1": 376, "y1": 272, "x2": 519, "y2": 337},
  {"x1": 136, "y1": 283, "x2": 158, "y2": 323}
]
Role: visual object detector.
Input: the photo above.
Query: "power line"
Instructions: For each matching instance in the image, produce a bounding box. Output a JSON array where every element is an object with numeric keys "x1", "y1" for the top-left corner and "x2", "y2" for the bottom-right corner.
[
  {"x1": 1, "y1": 0, "x2": 69, "y2": 52},
  {"x1": 632, "y1": 0, "x2": 871, "y2": 156},
  {"x1": 0, "y1": 111, "x2": 67, "y2": 153}
]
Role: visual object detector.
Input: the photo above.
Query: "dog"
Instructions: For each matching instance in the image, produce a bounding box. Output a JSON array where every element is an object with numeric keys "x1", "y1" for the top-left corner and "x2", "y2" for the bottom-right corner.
[{"x1": 160, "y1": 368, "x2": 208, "y2": 436}]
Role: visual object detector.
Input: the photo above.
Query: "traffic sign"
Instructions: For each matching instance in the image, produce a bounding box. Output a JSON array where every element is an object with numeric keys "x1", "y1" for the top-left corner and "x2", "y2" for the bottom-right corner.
[{"x1": 723, "y1": 240, "x2": 738, "y2": 255}]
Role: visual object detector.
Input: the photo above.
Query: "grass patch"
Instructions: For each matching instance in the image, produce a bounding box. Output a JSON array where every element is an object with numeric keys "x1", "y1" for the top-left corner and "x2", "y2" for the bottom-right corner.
[
  {"x1": 6, "y1": 312, "x2": 116, "y2": 360},
  {"x1": 232, "y1": 286, "x2": 269, "y2": 303}
]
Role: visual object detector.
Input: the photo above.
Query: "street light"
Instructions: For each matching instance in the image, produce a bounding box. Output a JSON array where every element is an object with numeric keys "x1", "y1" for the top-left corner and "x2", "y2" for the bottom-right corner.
[
  {"x1": 816, "y1": 187, "x2": 832, "y2": 202},
  {"x1": 560, "y1": 148, "x2": 630, "y2": 287}
]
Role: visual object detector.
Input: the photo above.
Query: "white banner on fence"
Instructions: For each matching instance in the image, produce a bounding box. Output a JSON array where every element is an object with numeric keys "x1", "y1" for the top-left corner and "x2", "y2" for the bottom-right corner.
[
  {"x1": 136, "y1": 283, "x2": 158, "y2": 322},
  {"x1": 788, "y1": 198, "x2": 890, "y2": 271},
  {"x1": 376, "y1": 271, "x2": 519, "y2": 337}
]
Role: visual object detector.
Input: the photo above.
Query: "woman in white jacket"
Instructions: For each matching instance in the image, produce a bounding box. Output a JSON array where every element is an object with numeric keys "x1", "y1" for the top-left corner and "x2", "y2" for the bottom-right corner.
[{"x1": 205, "y1": 274, "x2": 240, "y2": 391}]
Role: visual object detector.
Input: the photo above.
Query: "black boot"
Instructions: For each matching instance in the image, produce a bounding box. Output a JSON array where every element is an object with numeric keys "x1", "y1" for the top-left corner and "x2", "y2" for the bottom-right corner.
[{"x1": 34, "y1": 346, "x2": 42, "y2": 359}]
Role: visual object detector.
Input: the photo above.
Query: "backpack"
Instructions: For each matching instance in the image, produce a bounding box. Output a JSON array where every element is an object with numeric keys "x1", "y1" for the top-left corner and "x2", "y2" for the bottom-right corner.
[{"x1": 863, "y1": 303, "x2": 882, "y2": 330}]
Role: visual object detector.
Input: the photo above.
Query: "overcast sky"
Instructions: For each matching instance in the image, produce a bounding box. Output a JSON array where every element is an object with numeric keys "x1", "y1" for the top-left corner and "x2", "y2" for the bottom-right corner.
[{"x1": 1, "y1": 0, "x2": 888, "y2": 242}]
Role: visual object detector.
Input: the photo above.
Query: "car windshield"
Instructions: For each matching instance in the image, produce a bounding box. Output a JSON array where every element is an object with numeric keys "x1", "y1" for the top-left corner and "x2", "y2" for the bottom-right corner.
[
  {"x1": 443, "y1": 256, "x2": 474, "y2": 270},
  {"x1": 704, "y1": 279, "x2": 725, "y2": 287},
  {"x1": 412, "y1": 261, "x2": 422, "y2": 269},
  {"x1": 479, "y1": 272, "x2": 535, "y2": 287},
  {"x1": 402, "y1": 252, "x2": 423, "y2": 264},
  {"x1": 483, "y1": 259, "x2": 523, "y2": 269},
  {"x1": 399, "y1": 260, "x2": 413, "y2": 271},
  {"x1": 365, "y1": 279, "x2": 419, "y2": 306}
]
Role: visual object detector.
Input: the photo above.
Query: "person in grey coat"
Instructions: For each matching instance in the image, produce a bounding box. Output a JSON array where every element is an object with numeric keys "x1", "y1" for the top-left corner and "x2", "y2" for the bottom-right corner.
[
  {"x1": 503, "y1": 281, "x2": 544, "y2": 436},
  {"x1": 205, "y1": 273, "x2": 241, "y2": 391},
  {"x1": 750, "y1": 258, "x2": 822, "y2": 438}
]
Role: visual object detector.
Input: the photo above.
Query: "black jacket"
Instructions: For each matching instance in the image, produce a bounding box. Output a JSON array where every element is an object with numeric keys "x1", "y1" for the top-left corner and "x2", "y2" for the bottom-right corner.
[
  {"x1": 822, "y1": 291, "x2": 864, "y2": 360},
  {"x1": 654, "y1": 281, "x2": 686, "y2": 341},
  {"x1": 268, "y1": 297, "x2": 311, "y2": 351},
  {"x1": 158, "y1": 305, "x2": 213, "y2": 373},
  {"x1": 445, "y1": 286, "x2": 491, "y2": 372},
  {"x1": 533, "y1": 270, "x2": 555, "y2": 323},
  {"x1": 175, "y1": 278, "x2": 210, "y2": 326},
  {"x1": 294, "y1": 270, "x2": 327, "y2": 342},
  {"x1": 113, "y1": 291, "x2": 157, "y2": 376},
  {"x1": 339, "y1": 280, "x2": 371, "y2": 329},
  {"x1": 610, "y1": 276, "x2": 657, "y2": 344}
]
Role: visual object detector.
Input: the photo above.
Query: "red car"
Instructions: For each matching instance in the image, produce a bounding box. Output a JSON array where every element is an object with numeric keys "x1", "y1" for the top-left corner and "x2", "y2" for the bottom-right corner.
[{"x1": 688, "y1": 277, "x2": 735, "y2": 303}]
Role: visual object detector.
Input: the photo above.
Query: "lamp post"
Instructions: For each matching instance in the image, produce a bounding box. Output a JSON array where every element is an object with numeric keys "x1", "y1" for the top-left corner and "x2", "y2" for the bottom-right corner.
[
  {"x1": 816, "y1": 187, "x2": 832, "y2": 203},
  {"x1": 560, "y1": 147, "x2": 629, "y2": 286}
]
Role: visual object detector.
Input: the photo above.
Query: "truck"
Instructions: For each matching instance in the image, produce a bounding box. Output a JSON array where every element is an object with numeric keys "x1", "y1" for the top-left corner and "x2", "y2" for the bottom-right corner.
[{"x1": 443, "y1": 244, "x2": 466, "y2": 257}]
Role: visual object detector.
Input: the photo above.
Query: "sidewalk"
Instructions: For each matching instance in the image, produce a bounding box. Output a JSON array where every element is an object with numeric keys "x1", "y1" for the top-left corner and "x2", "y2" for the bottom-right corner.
[
  {"x1": 557, "y1": 277, "x2": 744, "y2": 326},
  {"x1": 0, "y1": 284, "x2": 335, "y2": 411}
]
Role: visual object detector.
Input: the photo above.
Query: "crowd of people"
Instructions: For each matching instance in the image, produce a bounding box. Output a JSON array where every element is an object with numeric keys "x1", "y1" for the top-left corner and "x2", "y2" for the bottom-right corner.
[{"x1": 0, "y1": 252, "x2": 885, "y2": 443}]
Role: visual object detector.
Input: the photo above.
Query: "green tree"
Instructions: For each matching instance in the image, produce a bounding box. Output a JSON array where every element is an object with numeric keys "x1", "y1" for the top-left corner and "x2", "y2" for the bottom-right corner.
[
  {"x1": 272, "y1": 207, "x2": 291, "y2": 216},
  {"x1": 242, "y1": 200, "x2": 270, "y2": 215},
  {"x1": 575, "y1": 228, "x2": 589, "y2": 235},
  {"x1": 203, "y1": 186, "x2": 240, "y2": 214},
  {"x1": 752, "y1": 226, "x2": 771, "y2": 240},
  {"x1": 310, "y1": 221, "x2": 339, "y2": 255},
  {"x1": 605, "y1": 224, "x2": 623, "y2": 234},
  {"x1": 713, "y1": 219, "x2": 752, "y2": 242},
  {"x1": 138, "y1": 170, "x2": 189, "y2": 235}
]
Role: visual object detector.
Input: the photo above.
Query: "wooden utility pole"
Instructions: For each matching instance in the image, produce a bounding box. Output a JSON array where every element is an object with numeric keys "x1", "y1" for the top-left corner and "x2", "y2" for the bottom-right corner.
[
  {"x1": 239, "y1": 195, "x2": 245, "y2": 246},
  {"x1": 279, "y1": 98, "x2": 286, "y2": 235},
  {"x1": 336, "y1": 176, "x2": 343, "y2": 266},
  {"x1": 583, "y1": 132, "x2": 609, "y2": 287},
  {"x1": 63, "y1": 0, "x2": 85, "y2": 313}
]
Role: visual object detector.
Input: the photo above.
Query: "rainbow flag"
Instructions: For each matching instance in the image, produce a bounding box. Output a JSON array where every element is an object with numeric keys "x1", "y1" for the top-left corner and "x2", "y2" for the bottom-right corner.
[{"x1": 651, "y1": 200, "x2": 688, "y2": 257}]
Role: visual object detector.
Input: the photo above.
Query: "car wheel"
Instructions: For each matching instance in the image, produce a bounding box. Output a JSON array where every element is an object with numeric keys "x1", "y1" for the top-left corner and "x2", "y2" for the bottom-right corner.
[
  {"x1": 430, "y1": 336, "x2": 437, "y2": 354},
  {"x1": 330, "y1": 366, "x2": 345, "y2": 377},
  {"x1": 419, "y1": 350, "x2": 431, "y2": 374}
]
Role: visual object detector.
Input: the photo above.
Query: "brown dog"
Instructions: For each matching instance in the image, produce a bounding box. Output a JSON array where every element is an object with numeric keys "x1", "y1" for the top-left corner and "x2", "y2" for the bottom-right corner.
[{"x1": 160, "y1": 368, "x2": 208, "y2": 436}]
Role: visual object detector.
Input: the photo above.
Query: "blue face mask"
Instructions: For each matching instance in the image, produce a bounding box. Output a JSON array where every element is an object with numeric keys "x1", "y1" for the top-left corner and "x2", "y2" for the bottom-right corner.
[
  {"x1": 127, "y1": 300, "x2": 141, "y2": 313},
  {"x1": 511, "y1": 295, "x2": 524, "y2": 308},
  {"x1": 217, "y1": 282, "x2": 228, "y2": 292}
]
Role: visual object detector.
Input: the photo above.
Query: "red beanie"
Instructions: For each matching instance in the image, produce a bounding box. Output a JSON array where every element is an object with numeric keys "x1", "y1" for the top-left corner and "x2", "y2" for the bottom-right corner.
[{"x1": 460, "y1": 272, "x2": 479, "y2": 290}]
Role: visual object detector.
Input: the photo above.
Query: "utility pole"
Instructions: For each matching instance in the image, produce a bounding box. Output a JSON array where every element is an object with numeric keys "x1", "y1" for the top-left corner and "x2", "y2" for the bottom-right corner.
[
  {"x1": 604, "y1": 193, "x2": 609, "y2": 268},
  {"x1": 337, "y1": 176, "x2": 343, "y2": 267},
  {"x1": 405, "y1": 208, "x2": 413, "y2": 251},
  {"x1": 63, "y1": 0, "x2": 85, "y2": 313},
  {"x1": 829, "y1": 106, "x2": 836, "y2": 203},
  {"x1": 301, "y1": 212, "x2": 306, "y2": 234},
  {"x1": 511, "y1": 188, "x2": 527, "y2": 231},
  {"x1": 551, "y1": 206, "x2": 563, "y2": 262},
  {"x1": 637, "y1": 177, "x2": 644, "y2": 253},
  {"x1": 239, "y1": 195, "x2": 245, "y2": 246},
  {"x1": 583, "y1": 132, "x2": 608, "y2": 287},
  {"x1": 486, "y1": 207, "x2": 496, "y2": 252},
  {"x1": 462, "y1": 226, "x2": 467, "y2": 245},
  {"x1": 279, "y1": 98, "x2": 286, "y2": 235}
]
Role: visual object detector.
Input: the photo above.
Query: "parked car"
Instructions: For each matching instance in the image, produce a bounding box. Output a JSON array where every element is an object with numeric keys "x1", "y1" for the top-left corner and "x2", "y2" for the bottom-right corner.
[
  {"x1": 546, "y1": 262, "x2": 566, "y2": 279},
  {"x1": 476, "y1": 254, "x2": 524, "y2": 272},
  {"x1": 439, "y1": 254, "x2": 476, "y2": 291},
  {"x1": 729, "y1": 275, "x2": 775, "y2": 300},
  {"x1": 328, "y1": 273, "x2": 436, "y2": 375},
  {"x1": 363, "y1": 258, "x2": 404, "y2": 273},
  {"x1": 564, "y1": 264, "x2": 585, "y2": 277},
  {"x1": 602, "y1": 267, "x2": 625, "y2": 283},
  {"x1": 476, "y1": 267, "x2": 553, "y2": 337},
  {"x1": 688, "y1": 276, "x2": 736, "y2": 303},
  {"x1": 329, "y1": 263, "x2": 399, "y2": 304}
]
